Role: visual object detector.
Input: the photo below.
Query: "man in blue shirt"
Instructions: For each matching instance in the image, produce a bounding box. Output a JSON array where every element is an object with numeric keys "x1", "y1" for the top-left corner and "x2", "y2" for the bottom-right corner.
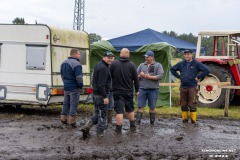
[
  {"x1": 170, "y1": 50, "x2": 210, "y2": 124},
  {"x1": 60, "y1": 48, "x2": 83, "y2": 127}
]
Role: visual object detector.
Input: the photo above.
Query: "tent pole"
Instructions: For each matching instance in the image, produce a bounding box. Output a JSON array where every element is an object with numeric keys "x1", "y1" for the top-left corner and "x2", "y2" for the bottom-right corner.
[{"x1": 169, "y1": 57, "x2": 172, "y2": 107}]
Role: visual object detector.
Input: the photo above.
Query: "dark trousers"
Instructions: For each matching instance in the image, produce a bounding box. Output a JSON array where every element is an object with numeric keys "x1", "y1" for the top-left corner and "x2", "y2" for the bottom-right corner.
[
  {"x1": 113, "y1": 92, "x2": 134, "y2": 114},
  {"x1": 61, "y1": 89, "x2": 80, "y2": 116},
  {"x1": 91, "y1": 95, "x2": 108, "y2": 132},
  {"x1": 180, "y1": 87, "x2": 198, "y2": 112},
  {"x1": 108, "y1": 92, "x2": 114, "y2": 110}
]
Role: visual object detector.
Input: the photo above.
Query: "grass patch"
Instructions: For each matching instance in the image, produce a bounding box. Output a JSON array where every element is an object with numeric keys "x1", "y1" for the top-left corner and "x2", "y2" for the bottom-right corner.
[
  {"x1": 14, "y1": 114, "x2": 25, "y2": 120},
  {"x1": 7, "y1": 102, "x2": 239, "y2": 121},
  {"x1": 48, "y1": 104, "x2": 94, "y2": 113},
  {"x1": 150, "y1": 106, "x2": 240, "y2": 120}
]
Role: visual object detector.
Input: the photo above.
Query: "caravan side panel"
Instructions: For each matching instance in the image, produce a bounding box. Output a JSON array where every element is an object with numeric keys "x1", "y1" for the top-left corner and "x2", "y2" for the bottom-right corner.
[
  {"x1": 50, "y1": 27, "x2": 90, "y2": 88},
  {"x1": 0, "y1": 25, "x2": 51, "y2": 105}
]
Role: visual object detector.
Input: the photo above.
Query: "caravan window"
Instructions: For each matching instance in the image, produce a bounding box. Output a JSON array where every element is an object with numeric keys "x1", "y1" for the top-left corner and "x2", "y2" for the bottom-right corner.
[
  {"x1": 79, "y1": 50, "x2": 86, "y2": 65},
  {"x1": 26, "y1": 44, "x2": 47, "y2": 70}
]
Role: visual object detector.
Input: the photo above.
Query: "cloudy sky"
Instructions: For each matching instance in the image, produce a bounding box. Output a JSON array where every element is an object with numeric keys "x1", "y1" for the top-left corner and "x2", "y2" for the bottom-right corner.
[{"x1": 0, "y1": 0, "x2": 239, "y2": 39}]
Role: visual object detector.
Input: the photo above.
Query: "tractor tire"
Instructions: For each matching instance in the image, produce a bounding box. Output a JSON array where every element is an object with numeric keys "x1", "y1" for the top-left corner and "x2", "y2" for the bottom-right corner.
[{"x1": 197, "y1": 63, "x2": 235, "y2": 108}]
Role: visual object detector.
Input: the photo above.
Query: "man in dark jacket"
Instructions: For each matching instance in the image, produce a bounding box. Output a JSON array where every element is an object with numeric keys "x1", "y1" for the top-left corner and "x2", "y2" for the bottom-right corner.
[
  {"x1": 170, "y1": 49, "x2": 210, "y2": 124},
  {"x1": 60, "y1": 48, "x2": 83, "y2": 127},
  {"x1": 81, "y1": 51, "x2": 114, "y2": 137},
  {"x1": 109, "y1": 48, "x2": 139, "y2": 133}
]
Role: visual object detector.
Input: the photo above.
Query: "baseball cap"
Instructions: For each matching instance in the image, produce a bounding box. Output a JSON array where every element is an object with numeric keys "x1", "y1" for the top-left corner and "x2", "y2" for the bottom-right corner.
[
  {"x1": 144, "y1": 50, "x2": 154, "y2": 57},
  {"x1": 103, "y1": 51, "x2": 114, "y2": 57},
  {"x1": 183, "y1": 49, "x2": 192, "y2": 54}
]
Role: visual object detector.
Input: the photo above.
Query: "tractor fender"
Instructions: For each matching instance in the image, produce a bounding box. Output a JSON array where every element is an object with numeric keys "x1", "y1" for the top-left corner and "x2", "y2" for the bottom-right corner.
[{"x1": 196, "y1": 58, "x2": 227, "y2": 65}]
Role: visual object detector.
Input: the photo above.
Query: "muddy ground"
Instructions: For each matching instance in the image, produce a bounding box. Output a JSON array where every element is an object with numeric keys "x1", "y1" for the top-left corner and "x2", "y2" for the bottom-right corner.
[{"x1": 0, "y1": 106, "x2": 239, "y2": 160}]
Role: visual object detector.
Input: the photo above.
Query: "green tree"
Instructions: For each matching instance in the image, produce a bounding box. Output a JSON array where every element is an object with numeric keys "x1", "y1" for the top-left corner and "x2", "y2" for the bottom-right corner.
[
  {"x1": 89, "y1": 33, "x2": 102, "y2": 44},
  {"x1": 162, "y1": 30, "x2": 178, "y2": 38},
  {"x1": 163, "y1": 30, "x2": 198, "y2": 44},
  {"x1": 178, "y1": 33, "x2": 198, "y2": 44},
  {"x1": 201, "y1": 36, "x2": 213, "y2": 56},
  {"x1": 12, "y1": 17, "x2": 25, "y2": 24}
]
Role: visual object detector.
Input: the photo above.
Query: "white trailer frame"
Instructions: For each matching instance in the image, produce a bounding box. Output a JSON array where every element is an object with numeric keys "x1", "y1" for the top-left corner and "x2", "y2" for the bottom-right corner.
[{"x1": 0, "y1": 24, "x2": 91, "y2": 106}]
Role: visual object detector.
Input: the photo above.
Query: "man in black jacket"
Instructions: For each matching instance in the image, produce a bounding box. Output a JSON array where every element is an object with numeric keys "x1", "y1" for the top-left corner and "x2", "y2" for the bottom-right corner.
[
  {"x1": 109, "y1": 48, "x2": 139, "y2": 133},
  {"x1": 170, "y1": 49, "x2": 210, "y2": 124},
  {"x1": 81, "y1": 51, "x2": 114, "y2": 137}
]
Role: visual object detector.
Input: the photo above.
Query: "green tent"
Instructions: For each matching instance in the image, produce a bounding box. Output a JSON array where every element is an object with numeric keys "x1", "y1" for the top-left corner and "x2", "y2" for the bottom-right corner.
[{"x1": 90, "y1": 40, "x2": 176, "y2": 106}]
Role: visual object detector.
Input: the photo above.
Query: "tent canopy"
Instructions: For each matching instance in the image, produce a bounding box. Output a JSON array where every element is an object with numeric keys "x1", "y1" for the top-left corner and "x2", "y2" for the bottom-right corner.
[
  {"x1": 108, "y1": 28, "x2": 197, "y2": 52},
  {"x1": 90, "y1": 40, "x2": 176, "y2": 106}
]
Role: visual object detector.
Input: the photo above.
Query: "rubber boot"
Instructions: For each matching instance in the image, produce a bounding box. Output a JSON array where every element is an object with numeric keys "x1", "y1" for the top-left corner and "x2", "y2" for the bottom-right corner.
[
  {"x1": 68, "y1": 116, "x2": 77, "y2": 127},
  {"x1": 182, "y1": 111, "x2": 189, "y2": 123},
  {"x1": 96, "y1": 130, "x2": 104, "y2": 137},
  {"x1": 135, "y1": 112, "x2": 143, "y2": 125},
  {"x1": 115, "y1": 124, "x2": 122, "y2": 134},
  {"x1": 190, "y1": 112, "x2": 197, "y2": 124},
  {"x1": 149, "y1": 113, "x2": 155, "y2": 125},
  {"x1": 81, "y1": 120, "x2": 94, "y2": 136},
  {"x1": 60, "y1": 115, "x2": 68, "y2": 124},
  {"x1": 107, "y1": 110, "x2": 113, "y2": 124},
  {"x1": 129, "y1": 120, "x2": 136, "y2": 131}
]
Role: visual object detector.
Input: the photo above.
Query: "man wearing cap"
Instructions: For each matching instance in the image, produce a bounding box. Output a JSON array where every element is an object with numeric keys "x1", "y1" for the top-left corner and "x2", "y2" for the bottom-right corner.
[
  {"x1": 81, "y1": 51, "x2": 114, "y2": 137},
  {"x1": 109, "y1": 48, "x2": 139, "y2": 133},
  {"x1": 136, "y1": 50, "x2": 164, "y2": 125},
  {"x1": 170, "y1": 49, "x2": 209, "y2": 124}
]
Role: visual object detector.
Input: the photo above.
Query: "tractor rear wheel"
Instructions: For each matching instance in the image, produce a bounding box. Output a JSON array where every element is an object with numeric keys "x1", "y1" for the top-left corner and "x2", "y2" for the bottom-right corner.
[{"x1": 198, "y1": 64, "x2": 234, "y2": 108}]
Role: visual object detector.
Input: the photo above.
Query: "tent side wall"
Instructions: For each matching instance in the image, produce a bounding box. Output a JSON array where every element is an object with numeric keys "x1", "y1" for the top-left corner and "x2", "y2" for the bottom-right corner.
[{"x1": 135, "y1": 44, "x2": 176, "y2": 106}]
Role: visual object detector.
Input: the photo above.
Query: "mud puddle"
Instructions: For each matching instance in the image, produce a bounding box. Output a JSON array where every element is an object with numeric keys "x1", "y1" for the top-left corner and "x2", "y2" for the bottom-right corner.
[{"x1": 0, "y1": 107, "x2": 239, "y2": 160}]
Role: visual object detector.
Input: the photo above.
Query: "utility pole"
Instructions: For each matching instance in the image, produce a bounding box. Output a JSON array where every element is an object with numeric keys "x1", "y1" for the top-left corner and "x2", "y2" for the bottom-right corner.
[{"x1": 73, "y1": 0, "x2": 85, "y2": 31}]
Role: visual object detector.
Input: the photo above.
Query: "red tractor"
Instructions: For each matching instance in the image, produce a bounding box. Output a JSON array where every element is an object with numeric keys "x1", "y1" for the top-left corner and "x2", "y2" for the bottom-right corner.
[{"x1": 196, "y1": 31, "x2": 240, "y2": 108}]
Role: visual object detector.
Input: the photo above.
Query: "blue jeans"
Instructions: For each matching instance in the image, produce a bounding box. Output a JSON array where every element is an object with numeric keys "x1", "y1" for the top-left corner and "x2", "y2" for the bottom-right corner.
[
  {"x1": 91, "y1": 94, "x2": 108, "y2": 132},
  {"x1": 138, "y1": 88, "x2": 159, "y2": 109},
  {"x1": 61, "y1": 89, "x2": 81, "y2": 116}
]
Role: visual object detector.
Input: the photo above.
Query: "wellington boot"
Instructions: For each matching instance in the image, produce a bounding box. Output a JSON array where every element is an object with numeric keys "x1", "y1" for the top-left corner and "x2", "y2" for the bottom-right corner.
[
  {"x1": 68, "y1": 116, "x2": 77, "y2": 127},
  {"x1": 129, "y1": 120, "x2": 136, "y2": 131},
  {"x1": 135, "y1": 112, "x2": 143, "y2": 125},
  {"x1": 149, "y1": 113, "x2": 155, "y2": 125},
  {"x1": 81, "y1": 120, "x2": 94, "y2": 134},
  {"x1": 182, "y1": 111, "x2": 189, "y2": 123},
  {"x1": 81, "y1": 120, "x2": 94, "y2": 138},
  {"x1": 190, "y1": 112, "x2": 197, "y2": 124},
  {"x1": 60, "y1": 115, "x2": 68, "y2": 124},
  {"x1": 115, "y1": 124, "x2": 122, "y2": 134},
  {"x1": 96, "y1": 130, "x2": 104, "y2": 137}
]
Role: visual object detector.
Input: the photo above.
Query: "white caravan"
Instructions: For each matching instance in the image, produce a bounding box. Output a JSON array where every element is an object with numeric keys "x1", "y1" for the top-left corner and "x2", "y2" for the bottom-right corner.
[{"x1": 0, "y1": 24, "x2": 92, "y2": 108}]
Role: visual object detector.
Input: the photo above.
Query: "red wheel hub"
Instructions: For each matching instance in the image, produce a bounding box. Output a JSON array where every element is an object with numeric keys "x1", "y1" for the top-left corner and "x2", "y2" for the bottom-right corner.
[{"x1": 206, "y1": 85, "x2": 213, "y2": 92}]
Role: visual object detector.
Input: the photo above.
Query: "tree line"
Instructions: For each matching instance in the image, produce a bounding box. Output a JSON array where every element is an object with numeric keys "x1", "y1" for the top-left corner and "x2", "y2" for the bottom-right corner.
[{"x1": 163, "y1": 31, "x2": 213, "y2": 57}]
